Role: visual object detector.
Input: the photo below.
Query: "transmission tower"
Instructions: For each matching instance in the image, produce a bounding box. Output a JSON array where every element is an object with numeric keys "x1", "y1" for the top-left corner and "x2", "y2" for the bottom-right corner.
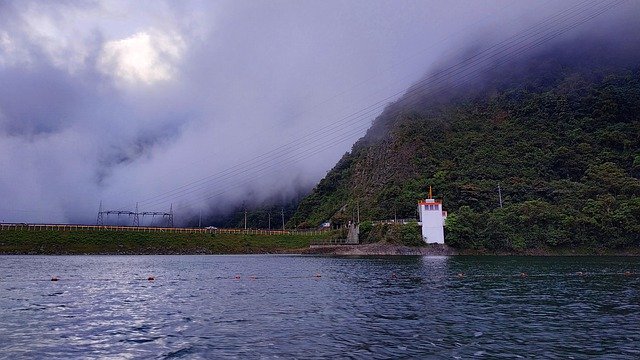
[
  {"x1": 133, "y1": 203, "x2": 140, "y2": 227},
  {"x1": 96, "y1": 203, "x2": 174, "y2": 227},
  {"x1": 164, "y1": 204, "x2": 174, "y2": 228},
  {"x1": 96, "y1": 201, "x2": 104, "y2": 225}
]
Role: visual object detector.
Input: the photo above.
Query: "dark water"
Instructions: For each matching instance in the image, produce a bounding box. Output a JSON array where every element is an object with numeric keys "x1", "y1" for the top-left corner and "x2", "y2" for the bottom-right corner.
[{"x1": 0, "y1": 255, "x2": 639, "y2": 359}]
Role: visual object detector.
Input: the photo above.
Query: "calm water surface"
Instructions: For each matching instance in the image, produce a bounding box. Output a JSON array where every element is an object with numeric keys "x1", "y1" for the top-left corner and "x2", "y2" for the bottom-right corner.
[{"x1": 0, "y1": 255, "x2": 639, "y2": 359}]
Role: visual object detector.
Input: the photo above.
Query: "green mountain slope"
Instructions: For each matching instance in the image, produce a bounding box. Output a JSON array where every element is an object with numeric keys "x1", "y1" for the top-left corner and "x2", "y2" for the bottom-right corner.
[{"x1": 290, "y1": 41, "x2": 640, "y2": 250}]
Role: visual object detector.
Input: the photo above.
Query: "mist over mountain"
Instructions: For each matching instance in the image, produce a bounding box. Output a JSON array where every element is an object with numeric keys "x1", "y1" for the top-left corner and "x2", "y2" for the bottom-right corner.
[
  {"x1": 290, "y1": 17, "x2": 640, "y2": 249},
  {"x1": 184, "y1": 181, "x2": 309, "y2": 229},
  {"x1": 1, "y1": 1, "x2": 638, "y2": 229},
  {"x1": 3, "y1": 0, "x2": 526, "y2": 225}
]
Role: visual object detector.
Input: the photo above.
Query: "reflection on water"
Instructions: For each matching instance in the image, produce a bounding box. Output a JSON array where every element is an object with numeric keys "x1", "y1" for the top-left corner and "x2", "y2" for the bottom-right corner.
[{"x1": 0, "y1": 255, "x2": 639, "y2": 358}]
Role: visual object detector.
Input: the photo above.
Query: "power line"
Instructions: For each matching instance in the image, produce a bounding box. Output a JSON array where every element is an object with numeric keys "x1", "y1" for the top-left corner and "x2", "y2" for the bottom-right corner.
[
  {"x1": 161, "y1": 0, "x2": 624, "y2": 208},
  {"x1": 166, "y1": 0, "x2": 625, "y2": 214},
  {"x1": 114, "y1": 0, "x2": 586, "y2": 211},
  {"x1": 138, "y1": 0, "x2": 603, "y2": 210},
  {"x1": 145, "y1": 121, "x2": 373, "y2": 210},
  {"x1": 150, "y1": 0, "x2": 620, "y2": 211},
  {"x1": 170, "y1": 123, "x2": 372, "y2": 212},
  {"x1": 117, "y1": 0, "x2": 543, "y2": 210},
  {"x1": 116, "y1": 0, "x2": 626, "y2": 217}
]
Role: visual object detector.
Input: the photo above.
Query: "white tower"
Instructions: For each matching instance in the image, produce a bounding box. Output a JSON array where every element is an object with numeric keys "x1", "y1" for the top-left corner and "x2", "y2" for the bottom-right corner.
[{"x1": 417, "y1": 187, "x2": 447, "y2": 244}]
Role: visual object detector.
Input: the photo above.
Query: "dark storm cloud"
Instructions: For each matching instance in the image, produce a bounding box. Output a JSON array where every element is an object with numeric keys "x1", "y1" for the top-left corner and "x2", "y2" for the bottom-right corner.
[{"x1": 0, "y1": 0, "x2": 637, "y2": 224}]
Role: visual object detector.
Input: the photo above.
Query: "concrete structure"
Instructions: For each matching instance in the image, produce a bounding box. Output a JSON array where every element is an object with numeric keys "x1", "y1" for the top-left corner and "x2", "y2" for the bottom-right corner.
[
  {"x1": 417, "y1": 190, "x2": 447, "y2": 244},
  {"x1": 346, "y1": 222, "x2": 359, "y2": 244}
]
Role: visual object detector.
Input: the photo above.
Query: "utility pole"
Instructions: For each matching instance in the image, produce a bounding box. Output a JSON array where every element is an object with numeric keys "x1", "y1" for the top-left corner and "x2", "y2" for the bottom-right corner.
[
  {"x1": 357, "y1": 201, "x2": 360, "y2": 224},
  {"x1": 198, "y1": 210, "x2": 202, "y2": 228},
  {"x1": 281, "y1": 208, "x2": 285, "y2": 230},
  {"x1": 498, "y1": 184, "x2": 503, "y2": 208},
  {"x1": 268, "y1": 212, "x2": 271, "y2": 230},
  {"x1": 244, "y1": 209, "x2": 247, "y2": 230}
]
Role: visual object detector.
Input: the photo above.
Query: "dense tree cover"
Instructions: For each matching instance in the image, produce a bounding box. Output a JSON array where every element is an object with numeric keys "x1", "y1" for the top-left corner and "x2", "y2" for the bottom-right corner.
[{"x1": 290, "y1": 54, "x2": 640, "y2": 250}]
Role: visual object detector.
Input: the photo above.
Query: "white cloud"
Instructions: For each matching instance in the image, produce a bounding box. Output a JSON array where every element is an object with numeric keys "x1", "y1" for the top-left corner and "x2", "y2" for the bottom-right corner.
[
  {"x1": 98, "y1": 30, "x2": 185, "y2": 85},
  {"x1": 18, "y1": 4, "x2": 93, "y2": 73},
  {"x1": 0, "y1": 31, "x2": 32, "y2": 67}
]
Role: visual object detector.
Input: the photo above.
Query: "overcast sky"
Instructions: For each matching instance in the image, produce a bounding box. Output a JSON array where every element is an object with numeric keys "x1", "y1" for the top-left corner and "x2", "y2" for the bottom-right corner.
[{"x1": 0, "y1": 0, "x2": 635, "y2": 224}]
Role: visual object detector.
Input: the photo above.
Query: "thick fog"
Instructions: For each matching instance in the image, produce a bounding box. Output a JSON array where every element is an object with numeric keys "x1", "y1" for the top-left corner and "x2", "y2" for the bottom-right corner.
[{"x1": 0, "y1": 0, "x2": 636, "y2": 224}]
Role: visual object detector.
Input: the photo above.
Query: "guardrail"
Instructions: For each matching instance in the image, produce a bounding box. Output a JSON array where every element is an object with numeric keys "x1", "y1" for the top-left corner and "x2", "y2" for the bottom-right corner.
[
  {"x1": 0, "y1": 223, "x2": 329, "y2": 236},
  {"x1": 369, "y1": 219, "x2": 418, "y2": 225},
  {"x1": 310, "y1": 238, "x2": 352, "y2": 245}
]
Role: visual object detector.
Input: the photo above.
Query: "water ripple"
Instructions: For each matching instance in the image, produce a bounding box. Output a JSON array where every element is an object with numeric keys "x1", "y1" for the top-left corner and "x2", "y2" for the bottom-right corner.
[{"x1": 0, "y1": 255, "x2": 638, "y2": 358}]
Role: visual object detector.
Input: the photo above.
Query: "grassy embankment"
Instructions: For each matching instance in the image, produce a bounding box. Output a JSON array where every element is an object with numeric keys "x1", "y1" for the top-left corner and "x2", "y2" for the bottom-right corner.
[
  {"x1": 0, "y1": 230, "x2": 331, "y2": 255},
  {"x1": 2, "y1": 229, "x2": 637, "y2": 256}
]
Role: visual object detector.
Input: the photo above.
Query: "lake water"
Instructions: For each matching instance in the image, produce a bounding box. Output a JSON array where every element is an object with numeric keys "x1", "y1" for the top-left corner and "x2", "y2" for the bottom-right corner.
[{"x1": 0, "y1": 255, "x2": 639, "y2": 359}]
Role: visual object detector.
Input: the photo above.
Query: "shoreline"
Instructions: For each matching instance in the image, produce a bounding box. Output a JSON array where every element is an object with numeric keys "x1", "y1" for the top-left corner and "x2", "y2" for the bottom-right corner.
[
  {"x1": 303, "y1": 243, "x2": 458, "y2": 256},
  {"x1": 1, "y1": 229, "x2": 638, "y2": 256},
  {"x1": 302, "y1": 244, "x2": 640, "y2": 256},
  {"x1": 2, "y1": 244, "x2": 639, "y2": 256}
]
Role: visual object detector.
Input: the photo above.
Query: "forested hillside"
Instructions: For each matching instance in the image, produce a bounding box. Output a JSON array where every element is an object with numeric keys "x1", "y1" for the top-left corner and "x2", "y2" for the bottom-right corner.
[{"x1": 290, "y1": 39, "x2": 640, "y2": 251}]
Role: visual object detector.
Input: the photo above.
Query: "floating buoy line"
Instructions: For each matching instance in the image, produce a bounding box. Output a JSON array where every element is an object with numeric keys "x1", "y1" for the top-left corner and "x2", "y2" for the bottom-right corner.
[{"x1": 9, "y1": 271, "x2": 638, "y2": 283}]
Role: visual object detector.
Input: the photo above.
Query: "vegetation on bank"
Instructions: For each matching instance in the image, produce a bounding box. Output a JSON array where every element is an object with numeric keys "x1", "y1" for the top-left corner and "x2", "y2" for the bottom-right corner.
[
  {"x1": 289, "y1": 40, "x2": 640, "y2": 251},
  {"x1": 2, "y1": 229, "x2": 638, "y2": 256},
  {"x1": 0, "y1": 230, "x2": 330, "y2": 255}
]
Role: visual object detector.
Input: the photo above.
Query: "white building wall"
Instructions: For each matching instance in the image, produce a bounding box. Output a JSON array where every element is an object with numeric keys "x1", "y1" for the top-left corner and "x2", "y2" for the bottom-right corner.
[{"x1": 418, "y1": 200, "x2": 446, "y2": 244}]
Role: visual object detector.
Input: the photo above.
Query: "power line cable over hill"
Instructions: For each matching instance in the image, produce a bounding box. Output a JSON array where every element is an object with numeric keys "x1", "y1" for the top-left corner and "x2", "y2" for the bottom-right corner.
[{"x1": 116, "y1": 0, "x2": 628, "y2": 217}]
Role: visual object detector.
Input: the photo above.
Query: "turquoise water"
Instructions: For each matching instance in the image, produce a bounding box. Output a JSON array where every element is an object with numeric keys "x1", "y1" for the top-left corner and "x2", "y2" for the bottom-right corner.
[{"x1": 0, "y1": 255, "x2": 639, "y2": 358}]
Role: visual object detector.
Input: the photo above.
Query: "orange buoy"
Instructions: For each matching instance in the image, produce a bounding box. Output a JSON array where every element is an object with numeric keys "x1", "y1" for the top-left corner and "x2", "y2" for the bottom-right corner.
[
  {"x1": 51, "y1": 277, "x2": 59, "y2": 282},
  {"x1": 147, "y1": 276, "x2": 155, "y2": 281},
  {"x1": 234, "y1": 275, "x2": 241, "y2": 280}
]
